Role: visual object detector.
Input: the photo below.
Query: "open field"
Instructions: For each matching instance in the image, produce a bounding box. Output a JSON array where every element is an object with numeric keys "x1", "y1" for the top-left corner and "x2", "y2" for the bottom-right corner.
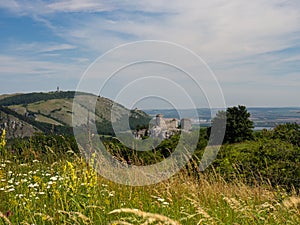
[{"x1": 0, "y1": 144, "x2": 299, "y2": 225}]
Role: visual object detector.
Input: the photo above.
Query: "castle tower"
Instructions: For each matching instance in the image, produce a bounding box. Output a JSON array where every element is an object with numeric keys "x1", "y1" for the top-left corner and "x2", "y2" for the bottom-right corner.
[
  {"x1": 181, "y1": 118, "x2": 192, "y2": 131},
  {"x1": 156, "y1": 114, "x2": 166, "y2": 129}
]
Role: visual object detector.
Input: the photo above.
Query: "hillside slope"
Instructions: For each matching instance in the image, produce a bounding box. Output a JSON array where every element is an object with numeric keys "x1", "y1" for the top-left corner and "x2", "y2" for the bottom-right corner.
[
  {"x1": 0, "y1": 91, "x2": 150, "y2": 139},
  {"x1": 0, "y1": 107, "x2": 41, "y2": 138}
]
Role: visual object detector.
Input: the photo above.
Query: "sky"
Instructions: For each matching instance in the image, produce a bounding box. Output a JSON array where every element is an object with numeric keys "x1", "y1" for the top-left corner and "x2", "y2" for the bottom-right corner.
[{"x1": 0, "y1": 0, "x2": 300, "y2": 108}]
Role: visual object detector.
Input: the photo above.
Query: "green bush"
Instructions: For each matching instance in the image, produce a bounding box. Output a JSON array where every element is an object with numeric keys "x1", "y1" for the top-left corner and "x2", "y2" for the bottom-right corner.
[{"x1": 211, "y1": 139, "x2": 300, "y2": 191}]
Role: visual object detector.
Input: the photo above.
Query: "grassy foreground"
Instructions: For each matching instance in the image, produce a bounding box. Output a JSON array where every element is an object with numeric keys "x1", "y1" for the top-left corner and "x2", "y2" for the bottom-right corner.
[{"x1": 0, "y1": 145, "x2": 299, "y2": 224}]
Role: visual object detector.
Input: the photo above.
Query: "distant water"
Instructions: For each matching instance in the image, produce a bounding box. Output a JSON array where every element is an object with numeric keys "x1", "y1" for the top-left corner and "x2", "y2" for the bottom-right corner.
[{"x1": 253, "y1": 126, "x2": 273, "y2": 131}]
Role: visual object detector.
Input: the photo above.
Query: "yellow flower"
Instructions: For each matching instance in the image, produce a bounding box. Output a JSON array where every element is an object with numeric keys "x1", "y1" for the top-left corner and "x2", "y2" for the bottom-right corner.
[
  {"x1": 0, "y1": 129, "x2": 6, "y2": 149},
  {"x1": 33, "y1": 175, "x2": 42, "y2": 184}
]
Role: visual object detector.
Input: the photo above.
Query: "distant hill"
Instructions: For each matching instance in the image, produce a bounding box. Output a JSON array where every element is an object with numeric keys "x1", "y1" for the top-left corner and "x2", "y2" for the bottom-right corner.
[{"x1": 0, "y1": 91, "x2": 150, "y2": 139}]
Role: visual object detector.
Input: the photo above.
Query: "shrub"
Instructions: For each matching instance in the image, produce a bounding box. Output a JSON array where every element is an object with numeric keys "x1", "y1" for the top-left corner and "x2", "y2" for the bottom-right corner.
[{"x1": 211, "y1": 139, "x2": 300, "y2": 191}]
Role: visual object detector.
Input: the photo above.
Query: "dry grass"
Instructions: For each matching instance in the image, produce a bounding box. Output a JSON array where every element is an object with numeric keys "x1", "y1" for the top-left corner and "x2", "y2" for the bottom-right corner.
[
  {"x1": 283, "y1": 196, "x2": 300, "y2": 210},
  {"x1": 109, "y1": 208, "x2": 182, "y2": 225},
  {"x1": 0, "y1": 211, "x2": 12, "y2": 225}
]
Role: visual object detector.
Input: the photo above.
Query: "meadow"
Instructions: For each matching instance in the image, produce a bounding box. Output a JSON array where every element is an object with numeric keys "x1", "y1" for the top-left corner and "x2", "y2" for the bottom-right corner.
[{"x1": 0, "y1": 133, "x2": 299, "y2": 225}]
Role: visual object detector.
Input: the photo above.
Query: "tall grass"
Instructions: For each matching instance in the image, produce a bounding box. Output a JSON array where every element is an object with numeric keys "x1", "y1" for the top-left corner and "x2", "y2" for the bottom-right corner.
[{"x1": 0, "y1": 138, "x2": 299, "y2": 224}]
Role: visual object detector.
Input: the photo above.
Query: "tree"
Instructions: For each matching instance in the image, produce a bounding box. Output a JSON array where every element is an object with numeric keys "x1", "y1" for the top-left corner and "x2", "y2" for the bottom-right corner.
[
  {"x1": 273, "y1": 123, "x2": 300, "y2": 146},
  {"x1": 207, "y1": 110, "x2": 226, "y2": 145},
  {"x1": 225, "y1": 105, "x2": 254, "y2": 143},
  {"x1": 210, "y1": 105, "x2": 254, "y2": 144}
]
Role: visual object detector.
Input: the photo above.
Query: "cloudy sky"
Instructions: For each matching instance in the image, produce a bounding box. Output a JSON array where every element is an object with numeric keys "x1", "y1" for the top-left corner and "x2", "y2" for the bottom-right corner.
[{"x1": 0, "y1": 0, "x2": 300, "y2": 108}]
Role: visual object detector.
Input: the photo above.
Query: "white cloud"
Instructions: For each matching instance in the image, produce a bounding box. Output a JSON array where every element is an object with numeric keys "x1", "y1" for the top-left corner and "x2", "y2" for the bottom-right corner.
[
  {"x1": 2, "y1": 1, "x2": 299, "y2": 59},
  {"x1": 47, "y1": 0, "x2": 114, "y2": 13},
  {"x1": 41, "y1": 0, "x2": 300, "y2": 61},
  {"x1": 39, "y1": 43, "x2": 77, "y2": 52},
  {"x1": 0, "y1": 0, "x2": 300, "y2": 106},
  {"x1": 281, "y1": 55, "x2": 300, "y2": 63},
  {"x1": 0, "y1": 55, "x2": 86, "y2": 77},
  {"x1": 12, "y1": 42, "x2": 77, "y2": 54},
  {"x1": 0, "y1": 0, "x2": 20, "y2": 12}
]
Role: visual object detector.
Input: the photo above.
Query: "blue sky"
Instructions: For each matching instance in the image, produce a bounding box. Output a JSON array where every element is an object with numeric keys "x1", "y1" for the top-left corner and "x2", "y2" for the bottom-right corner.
[{"x1": 0, "y1": 0, "x2": 300, "y2": 108}]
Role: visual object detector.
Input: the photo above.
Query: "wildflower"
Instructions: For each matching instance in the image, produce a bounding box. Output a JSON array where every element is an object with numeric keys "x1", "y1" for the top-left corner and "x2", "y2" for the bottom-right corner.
[
  {"x1": 5, "y1": 188, "x2": 15, "y2": 192},
  {"x1": 8, "y1": 179, "x2": 14, "y2": 184},
  {"x1": 0, "y1": 129, "x2": 6, "y2": 149},
  {"x1": 33, "y1": 175, "x2": 41, "y2": 184},
  {"x1": 50, "y1": 176, "x2": 58, "y2": 181},
  {"x1": 5, "y1": 185, "x2": 14, "y2": 189},
  {"x1": 28, "y1": 183, "x2": 39, "y2": 188}
]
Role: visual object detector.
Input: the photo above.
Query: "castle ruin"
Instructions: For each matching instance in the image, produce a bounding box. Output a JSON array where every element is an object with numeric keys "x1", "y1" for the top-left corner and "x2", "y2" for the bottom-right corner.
[{"x1": 148, "y1": 114, "x2": 191, "y2": 139}]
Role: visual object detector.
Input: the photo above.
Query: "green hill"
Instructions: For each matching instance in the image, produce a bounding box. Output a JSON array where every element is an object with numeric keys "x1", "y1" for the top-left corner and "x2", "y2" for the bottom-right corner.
[{"x1": 0, "y1": 91, "x2": 150, "y2": 139}]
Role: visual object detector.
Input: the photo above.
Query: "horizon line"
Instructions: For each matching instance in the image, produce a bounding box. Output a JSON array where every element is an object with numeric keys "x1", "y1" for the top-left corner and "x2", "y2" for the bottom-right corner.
[{"x1": 0, "y1": 90, "x2": 299, "y2": 109}]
